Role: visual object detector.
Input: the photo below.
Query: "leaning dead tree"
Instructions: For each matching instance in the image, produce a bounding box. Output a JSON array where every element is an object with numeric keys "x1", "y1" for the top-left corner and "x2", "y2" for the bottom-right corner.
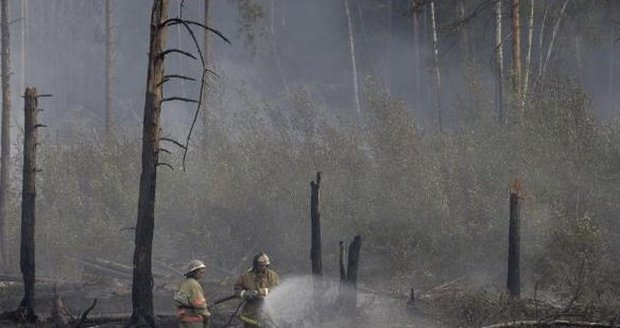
[
  {"x1": 0, "y1": 0, "x2": 11, "y2": 270},
  {"x1": 130, "y1": 1, "x2": 228, "y2": 326},
  {"x1": 17, "y1": 87, "x2": 47, "y2": 323},
  {"x1": 507, "y1": 178, "x2": 522, "y2": 298}
]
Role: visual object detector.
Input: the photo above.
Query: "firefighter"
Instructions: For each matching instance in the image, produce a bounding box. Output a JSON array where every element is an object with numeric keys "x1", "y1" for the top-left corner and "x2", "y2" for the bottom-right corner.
[
  {"x1": 174, "y1": 260, "x2": 211, "y2": 328},
  {"x1": 234, "y1": 252, "x2": 280, "y2": 327}
]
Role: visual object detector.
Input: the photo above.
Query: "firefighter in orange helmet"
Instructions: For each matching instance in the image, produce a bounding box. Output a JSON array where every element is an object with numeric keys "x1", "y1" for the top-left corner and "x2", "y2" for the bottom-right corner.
[
  {"x1": 174, "y1": 260, "x2": 211, "y2": 328},
  {"x1": 234, "y1": 252, "x2": 280, "y2": 327}
]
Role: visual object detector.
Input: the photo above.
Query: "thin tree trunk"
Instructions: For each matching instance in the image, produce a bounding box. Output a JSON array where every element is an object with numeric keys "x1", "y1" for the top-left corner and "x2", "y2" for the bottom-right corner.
[
  {"x1": 495, "y1": 0, "x2": 504, "y2": 123},
  {"x1": 270, "y1": 0, "x2": 288, "y2": 94},
  {"x1": 512, "y1": 0, "x2": 523, "y2": 118},
  {"x1": 105, "y1": 0, "x2": 113, "y2": 132},
  {"x1": 339, "y1": 241, "x2": 346, "y2": 282},
  {"x1": 310, "y1": 172, "x2": 322, "y2": 276},
  {"x1": 507, "y1": 178, "x2": 522, "y2": 298},
  {"x1": 430, "y1": 1, "x2": 442, "y2": 130},
  {"x1": 19, "y1": 87, "x2": 39, "y2": 323},
  {"x1": 130, "y1": 1, "x2": 168, "y2": 327},
  {"x1": 413, "y1": 5, "x2": 421, "y2": 101},
  {"x1": 540, "y1": 0, "x2": 569, "y2": 82},
  {"x1": 609, "y1": 0, "x2": 616, "y2": 114},
  {"x1": 202, "y1": 0, "x2": 209, "y2": 130},
  {"x1": 456, "y1": 0, "x2": 469, "y2": 62},
  {"x1": 20, "y1": 0, "x2": 27, "y2": 94},
  {"x1": 345, "y1": 235, "x2": 362, "y2": 309},
  {"x1": 0, "y1": 0, "x2": 10, "y2": 271},
  {"x1": 523, "y1": 0, "x2": 534, "y2": 104},
  {"x1": 344, "y1": 0, "x2": 361, "y2": 114},
  {"x1": 385, "y1": 0, "x2": 392, "y2": 93},
  {"x1": 537, "y1": 4, "x2": 548, "y2": 80}
]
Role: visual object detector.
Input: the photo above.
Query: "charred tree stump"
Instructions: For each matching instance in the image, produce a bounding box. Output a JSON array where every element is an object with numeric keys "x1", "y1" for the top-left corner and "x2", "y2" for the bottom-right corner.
[
  {"x1": 339, "y1": 241, "x2": 346, "y2": 282},
  {"x1": 18, "y1": 87, "x2": 40, "y2": 323},
  {"x1": 507, "y1": 178, "x2": 522, "y2": 298},
  {"x1": 338, "y1": 235, "x2": 362, "y2": 311},
  {"x1": 310, "y1": 171, "x2": 322, "y2": 276},
  {"x1": 130, "y1": 1, "x2": 168, "y2": 327},
  {"x1": 346, "y1": 235, "x2": 362, "y2": 287},
  {"x1": 0, "y1": 0, "x2": 11, "y2": 270}
]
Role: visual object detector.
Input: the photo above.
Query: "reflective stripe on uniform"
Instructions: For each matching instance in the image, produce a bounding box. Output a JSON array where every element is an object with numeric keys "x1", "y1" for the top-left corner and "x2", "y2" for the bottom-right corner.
[{"x1": 239, "y1": 314, "x2": 260, "y2": 326}]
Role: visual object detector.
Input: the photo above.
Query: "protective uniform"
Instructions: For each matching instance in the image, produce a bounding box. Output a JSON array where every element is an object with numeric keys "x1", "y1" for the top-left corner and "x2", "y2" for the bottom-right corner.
[
  {"x1": 174, "y1": 260, "x2": 210, "y2": 328},
  {"x1": 234, "y1": 253, "x2": 280, "y2": 327}
]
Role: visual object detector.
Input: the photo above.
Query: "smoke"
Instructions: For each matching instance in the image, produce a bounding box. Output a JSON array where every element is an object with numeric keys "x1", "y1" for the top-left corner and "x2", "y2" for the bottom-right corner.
[{"x1": 261, "y1": 275, "x2": 440, "y2": 328}]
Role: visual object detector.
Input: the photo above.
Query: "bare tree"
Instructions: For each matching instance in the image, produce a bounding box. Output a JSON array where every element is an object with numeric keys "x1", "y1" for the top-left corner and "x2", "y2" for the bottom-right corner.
[
  {"x1": 523, "y1": 0, "x2": 534, "y2": 103},
  {"x1": 20, "y1": 0, "x2": 27, "y2": 93},
  {"x1": 130, "y1": 0, "x2": 168, "y2": 326},
  {"x1": 507, "y1": 178, "x2": 522, "y2": 298},
  {"x1": 310, "y1": 172, "x2": 322, "y2": 276},
  {"x1": 105, "y1": 0, "x2": 114, "y2": 132},
  {"x1": 495, "y1": 0, "x2": 504, "y2": 123},
  {"x1": 18, "y1": 87, "x2": 40, "y2": 323},
  {"x1": 539, "y1": 0, "x2": 569, "y2": 83},
  {"x1": 202, "y1": 0, "x2": 209, "y2": 126},
  {"x1": 512, "y1": 0, "x2": 523, "y2": 118},
  {"x1": 0, "y1": 0, "x2": 10, "y2": 270},
  {"x1": 344, "y1": 0, "x2": 361, "y2": 114},
  {"x1": 430, "y1": 1, "x2": 442, "y2": 130}
]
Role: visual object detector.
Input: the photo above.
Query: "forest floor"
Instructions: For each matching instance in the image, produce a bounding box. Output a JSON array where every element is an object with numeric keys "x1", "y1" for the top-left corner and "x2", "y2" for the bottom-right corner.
[{"x1": 0, "y1": 275, "x2": 617, "y2": 328}]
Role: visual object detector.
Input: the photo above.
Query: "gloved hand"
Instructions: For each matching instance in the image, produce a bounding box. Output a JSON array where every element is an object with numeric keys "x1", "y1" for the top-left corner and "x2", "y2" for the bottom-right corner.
[{"x1": 241, "y1": 289, "x2": 259, "y2": 301}]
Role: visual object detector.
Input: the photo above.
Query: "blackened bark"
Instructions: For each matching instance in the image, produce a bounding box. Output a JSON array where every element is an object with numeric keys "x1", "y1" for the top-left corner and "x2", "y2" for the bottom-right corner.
[
  {"x1": 0, "y1": 0, "x2": 10, "y2": 270},
  {"x1": 339, "y1": 241, "x2": 346, "y2": 282},
  {"x1": 310, "y1": 171, "x2": 322, "y2": 276},
  {"x1": 19, "y1": 87, "x2": 38, "y2": 323},
  {"x1": 507, "y1": 178, "x2": 522, "y2": 298},
  {"x1": 130, "y1": 1, "x2": 168, "y2": 327},
  {"x1": 346, "y1": 235, "x2": 361, "y2": 286}
]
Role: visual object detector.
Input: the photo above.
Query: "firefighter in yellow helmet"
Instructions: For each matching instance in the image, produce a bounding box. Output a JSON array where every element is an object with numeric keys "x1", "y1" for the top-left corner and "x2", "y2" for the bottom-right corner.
[
  {"x1": 234, "y1": 252, "x2": 280, "y2": 327},
  {"x1": 174, "y1": 260, "x2": 211, "y2": 328}
]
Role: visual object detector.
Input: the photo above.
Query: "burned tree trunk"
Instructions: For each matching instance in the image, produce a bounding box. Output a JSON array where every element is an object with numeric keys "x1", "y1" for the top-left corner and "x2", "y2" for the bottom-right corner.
[
  {"x1": 18, "y1": 87, "x2": 39, "y2": 323},
  {"x1": 338, "y1": 235, "x2": 362, "y2": 310},
  {"x1": 104, "y1": 0, "x2": 114, "y2": 132},
  {"x1": 310, "y1": 172, "x2": 322, "y2": 276},
  {"x1": 0, "y1": 0, "x2": 11, "y2": 270},
  {"x1": 339, "y1": 241, "x2": 346, "y2": 282},
  {"x1": 130, "y1": 1, "x2": 168, "y2": 327},
  {"x1": 507, "y1": 178, "x2": 522, "y2": 298},
  {"x1": 346, "y1": 235, "x2": 362, "y2": 287}
]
